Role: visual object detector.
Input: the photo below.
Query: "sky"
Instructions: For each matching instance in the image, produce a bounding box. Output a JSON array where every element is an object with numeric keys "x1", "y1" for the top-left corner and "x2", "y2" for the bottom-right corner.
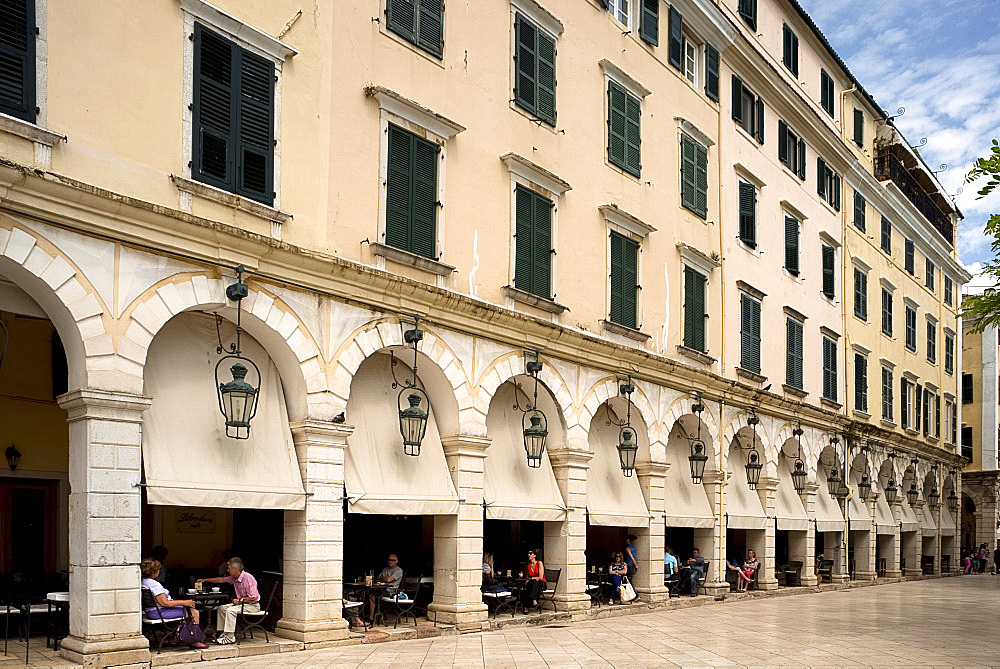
[{"x1": 797, "y1": 0, "x2": 999, "y2": 291}]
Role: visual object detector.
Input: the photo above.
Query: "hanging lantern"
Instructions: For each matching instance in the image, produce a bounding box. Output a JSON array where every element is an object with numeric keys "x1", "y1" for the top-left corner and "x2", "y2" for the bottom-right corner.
[
  {"x1": 689, "y1": 441, "x2": 708, "y2": 483},
  {"x1": 927, "y1": 487, "x2": 940, "y2": 508},
  {"x1": 947, "y1": 489, "x2": 958, "y2": 513},
  {"x1": 214, "y1": 269, "x2": 261, "y2": 439},
  {"x1": 791, "y1": 459, "x2": 807, "y2": 493},
  {"x1": 827, "y1": 466, "x2": 842, "y2": 496},
  {"x1": 905, "y1": 482, "x2": 919, "y2": 505},
  {"x1": 395, "y1": 321, "x2": 430, "y2": 457},
  {"x1": 5, "y1": 445, "x2": 20, "y2": 471},
  {"x1": 857, "y1": 474, "x2": 872, "y2": 501},
  {"x1": 745, "y1": 450, "x2": 763, "y2": 489},
  {"x1": 513, "y1": 355, "x2": 548, "y2": 467},
  {"x1": 885, "y1": 479, "x2": 898, "y2": 504},
  {"x1": 618, "y1": 428, "x2": 638, "y2": 476}
]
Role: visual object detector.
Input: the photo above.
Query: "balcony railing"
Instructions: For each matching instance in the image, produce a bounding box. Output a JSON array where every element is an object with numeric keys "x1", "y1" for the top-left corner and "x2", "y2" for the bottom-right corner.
[{"x1": 875, "y1": 150, "x2": 954, "y2": 246}]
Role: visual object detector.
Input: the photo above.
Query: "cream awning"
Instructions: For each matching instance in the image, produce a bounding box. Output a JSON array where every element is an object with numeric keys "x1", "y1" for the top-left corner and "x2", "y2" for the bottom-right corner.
[
  {"x1": 344, "y1": 353, "x2": 459, "y2": 515},
  {"x1": 663, "y1": 447, "x2": 715, "y2": 528},
  {"x1": 847, "y1": 472, "x2": 872, "y2": 527},
  {"x1": 814, "y1": 465, "x2": 845, "y2": 533},
  {"x1": 920, "y1": 504, "x2": 938, "y2": 536},
  {"x1": 899, "y1": 500, "x2": 919, "y2": 533},
  {"x1": 775, "y1": 463, "x2": 809, "y2": 531},
  {"x1": 483, "y1": 384, "x2": 566, "y2": 522},
  {"x1": 940, "y1": 507, "x2": 957, "y2": 535},
  {"x1": 587, "y1": 418, "x2": 649, "y2": 527},
  {"x1": 875, "y1": 492, "x2": 896, "y2": 535},
  {"x1": 725, "y1": 456, "x2": 766, "y2": 530},
  {"x1": 142, "y1": 315, "x2": 306, "y2": 509}
]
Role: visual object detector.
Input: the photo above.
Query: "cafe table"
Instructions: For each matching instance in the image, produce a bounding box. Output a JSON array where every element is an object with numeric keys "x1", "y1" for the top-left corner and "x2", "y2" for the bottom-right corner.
[
  {"x1": 343, "y1": 581, "x2": 391, "y2": 626},
  {"x1": 586, "y1": 571, "x2": 614, "y2": 606},
  {"x1": 185, "y1": 590, "x2": 230, "y2": 638}
]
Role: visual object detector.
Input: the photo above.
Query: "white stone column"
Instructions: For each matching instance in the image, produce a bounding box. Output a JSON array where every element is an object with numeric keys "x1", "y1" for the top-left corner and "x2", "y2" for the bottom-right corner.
[
  {"x1": 701, "y1": 471, "x2": 728, "y2": 595},
  {"x1": 914, "y1": 500, "x2": 932, "y2": 574},
  {"x1": 276, "y1": 420, "x2": 353, "y2": 644},
  {"x1": 886, "y1": 499, "x2": 904, "y2": 578},
  {"x1": 634, "y1": 461, "x2": 669, "y2": 604},
  {"x1": 58, "y1": 388, "x2": 151, "y2": 668},
  {"x1": 429, "y1": 435, "x2": 489, "y2": 631},
  {"x1": 756, "y1": 476, "x2": 779, "y2": 591},
  {"x1": 800, "y1": 485, "x2": 820, "y2": 586},
  {"x1": 547, "y1": 446, "x2": 593, "y2": 614}
]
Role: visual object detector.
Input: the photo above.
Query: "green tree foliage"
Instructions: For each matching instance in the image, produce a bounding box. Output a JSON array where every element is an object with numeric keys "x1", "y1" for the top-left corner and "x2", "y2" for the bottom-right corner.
[{"x1": 961, "y1": 139, "x2": 1000, "y2": 333}]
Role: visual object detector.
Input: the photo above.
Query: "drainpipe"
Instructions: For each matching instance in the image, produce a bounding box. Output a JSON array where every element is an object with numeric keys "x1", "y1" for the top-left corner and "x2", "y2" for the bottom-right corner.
[
  {"x1": 839, "y1": 82, "x2": 858, "y2": 136},
  {"x1": 718, "y1": 397, "x2": 729, "y2": 587}
]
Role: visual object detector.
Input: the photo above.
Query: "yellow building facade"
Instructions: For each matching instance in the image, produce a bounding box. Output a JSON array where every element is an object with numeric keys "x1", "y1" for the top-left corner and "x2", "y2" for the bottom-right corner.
[{"x1": 0, "y1": 0, "x2": 973, "y2": 665}]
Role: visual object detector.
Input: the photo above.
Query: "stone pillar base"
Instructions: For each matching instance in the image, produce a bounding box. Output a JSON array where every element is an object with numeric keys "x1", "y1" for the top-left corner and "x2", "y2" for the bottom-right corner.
[
  {"x1": 60, "y1": 634, "x2": 150, "y2": 667},
  {"x1": 275, "y1": 617, "x2": 350, "y2": 643},
  {"x1": 550, "y1": 593, "x2": 592, "y2": 613},
  {"x1": 831, "y1": 574, "x2": 849, "y2": 584},
  {"x1": 885, "y1": 569, "x2": 903, "y2": 579},
  {"x1": 854, "y1": 570, "x2": 876, "y2": 582},
  {"x1": 703, "y1": 580, "x2": 729, "y2": 596},
  {"x1": 758, "y1": 577, "x2": 779, "y2": 591},
  {"x1": 427, "y1": 602, "x2": 488, "y2": 630},
  {"x1": 800, "y1": 573, "x2": 820, "y2": 586},
  {"x1": 635, "y1": 585, "x2": 669, "y2": 605}
]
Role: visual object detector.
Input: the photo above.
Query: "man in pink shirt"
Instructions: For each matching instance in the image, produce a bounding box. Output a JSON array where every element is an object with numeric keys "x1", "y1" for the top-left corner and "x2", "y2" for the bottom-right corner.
[{"x1": 197, "y1": 557, "x2": 260, "y2": 644}]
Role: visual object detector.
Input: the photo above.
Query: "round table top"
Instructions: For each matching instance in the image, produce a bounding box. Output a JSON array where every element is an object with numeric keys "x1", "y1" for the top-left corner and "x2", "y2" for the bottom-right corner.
[{"x1": 46, "y1": 592, "x2": 70, "y2": 602}]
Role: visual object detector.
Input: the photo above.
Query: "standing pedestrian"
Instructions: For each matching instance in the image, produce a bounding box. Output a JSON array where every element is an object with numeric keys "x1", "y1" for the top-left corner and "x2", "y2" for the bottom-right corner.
[
  {"x1": 994, "y1": 544, "x2": 999, "y2": 575},
  {"x1": 979, "y1": 544, "x2": 989, "y2": 574},
  {"x1": 624, "y1": 534, "x2": 639, "y2": 578}
]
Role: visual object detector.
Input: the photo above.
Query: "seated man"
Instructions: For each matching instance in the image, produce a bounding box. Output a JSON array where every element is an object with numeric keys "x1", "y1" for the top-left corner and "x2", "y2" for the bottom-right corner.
[
  {"x1": 366, "y1": 554, "x2": 403, "y2": 622},
  {"x1": 197, "y1": 557, "x2": 259, "y2": 645},
  {"x1": 663, "y1": 545, "x2": 680, "y2": 587},
  {"x1": 685, "y1": 548, "x2": 706, "y2": 596}
]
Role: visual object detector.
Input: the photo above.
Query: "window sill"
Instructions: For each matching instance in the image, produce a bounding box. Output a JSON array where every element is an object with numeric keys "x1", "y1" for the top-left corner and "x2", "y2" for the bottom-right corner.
[
  {"x1": 820, "y1": 397, "x2": 842, "y2": 410},
  {"x1": 371, "y1": 242, "x2": 455, "y2": 277},
  {"x1": 904, "y1": 427, "x2": 919, "y2": 435},
  {"x1": 736, "y1": 367, "x2": 766, "y2": 384},
  {"x1": 502, "y1": 285, "x2": 568, "y2": 314},
  {"x1": 171, "y1": 175, "x2": 291, "y2": 223},
  {"x1": 677, "y1": 345, "x2": 716, "y2": 366},
  {"x1": 782, "y1": 384, "x2": 808, "y2": 398},
  {"x1": 880, "y1": 419, "x2": 896, "y2": 429},
  {"x1": 601, "y1": 319, "x2": 651, "y2": 342},
  {"x1": 0, "y1": 113, "x2": 65, "y2": 147},
  {"x1": 853, "y1": 409, "x2": 871, "y2": 420}
]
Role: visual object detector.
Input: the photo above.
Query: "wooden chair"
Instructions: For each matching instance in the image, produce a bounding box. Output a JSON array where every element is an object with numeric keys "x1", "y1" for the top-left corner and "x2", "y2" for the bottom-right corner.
[
  {"x1": 783, "y1": 561, "x2": 803, "y2": 587},
  {"x1": 816, "y1": 559, "x2": 834, "y2": 583}
]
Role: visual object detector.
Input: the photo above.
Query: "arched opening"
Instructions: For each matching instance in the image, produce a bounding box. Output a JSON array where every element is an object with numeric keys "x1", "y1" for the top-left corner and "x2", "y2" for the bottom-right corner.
[
  {"x1": 919, "y1": 471, "x2": 939, "y2": 573},
  {"x1": 940, "y1": 475, "x2": 958, "y2": 571},
  {"x1": 774, "y1": 438, "x2": 809, "y2": 587},
  {"x1": 846, "y1": 452, "x2": 872, "y2": 579},
  {"x1": 961, "y1": 494, "x2": 976, "y2": 557},
  {"x1": 724, "y1": 433, "x2": 766, "y2": 590},
  {"x1": 899, "y1": 465, "x2": 920, "y2": 574},
  {"x1": 814, "y1": 446, "x2": 846, "y2": 581},
  {"x1": 874, "y1": 459, "x2": 898, "y2": 576}
]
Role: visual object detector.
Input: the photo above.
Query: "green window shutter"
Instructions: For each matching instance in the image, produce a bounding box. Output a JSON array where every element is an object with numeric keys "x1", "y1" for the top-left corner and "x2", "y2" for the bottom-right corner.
[
  {"x1": 193, "y1": 24, "x2": 237, "y2": 192},
  {"x1": 900, "y1": 378, "x2": 909, "y2": 428},
  {"x1": 668, "y1": 7, "x2": 683, "y2": 70},
  {"x1": 621, "y1": 235, "x2": 638, "y2": 328},
  {"x1": 610, "y1": 231, "x2": 624, "y2": 325},
  {"x1": 784, "y1": 216, "x2": 799, "y2": 274},
  {"x1": 235, "y1": 49, "x2": 275, "y2": 204},
  {"x1": 778, "y1": 120, "x2": 789, "y2": 165},
  {"x1": 624, "y1": 92, "x2": 641, "y2": 177},
  {"x1": 738, "y1": 0, "x2": 757, "y2": 30},
  {"x1": 684, "y1": 266, "x2": 706, "y2": 352},
  {"x1": 607, "y1": 81, "x2": 627, "y2": 171},
  {"x1": 738, "y1": 181, "x2": 756, "y2": 247},
  {"x1": 0, "y1": 0, "x2": 35, "y2": 122},
  {"x1": 935, "y1": 395, "x2": 940, "y2": 436},
  {"x1": 854, "y1": 268, "x2": 867, "y2": 320},
  {"x1": 822, "y1": 338, "x2": 837, "y2": 401},
  {"x1": 791, "y1": 32, "x2": 799, "y2": 76},
  {"x1": 514, "y1": 185, "x2": 533, "y2": 294},
  {"x1": 820, "y1": 70, "x2": 834, "y2": 116},
  {"x1": 694, "y1": 142, "x2": 708, "y2": 218},
  {"x1": 832, "y1": 174, "x2": 841, "y2": 211},
  {"x1": 514, "y1": 14, "x2": 536, "y2": 113},
  {"x1": 855, "y1": 353, "x2": 867, "y2": 413},
  {"x1": 786, "y1": 318, "x2": 803, "y2": 389},
  {"x1": 782, "y1": 25, "x2": 792, "y2": 71},
  {"x1": 880, "y1": 215, "x2": 891, "y2": 253},
  {"x1": 853, "y1": 108, "x2": 864, "y2": 146},
  {"x1": 755, "y1": 97, "x2": 764, "y2": 144},
  {"x1": 740, "y1": 294, "x2": 761, "y2": 373},
  {"x1": 731, "y1": 74, "x2": 743, "y2": 123},
  {"x1": 881, "y1": 287, "x2": 892, "y2": 336},
  {"x1": 821, "y1": 244, "x2": 835, "y2": 298},
  {"x1": 385, "y1": 125, "x2": 437, "y2": 258},
  {"x1": 817, "y1": 157, "x2": 826, "y2": 198},
  {"x1": 385, "y1": 125, "x2": 412, "y2": 251},
  {"x1": 531, "y1": 189, "x2": 552, "y2": 299},
  {"x1": 904, "y1": 239, "x2": 914, "y2": 273},
  {"x1": 915, "y1": 384, "x2": 923, "y2": 433},
  {"x1": 639, "y1": 0, "x2": 658, "y2": 46},
  {"x1": 927, "y1": 321, "x2": 936, "y2": 363},
  {"x1": 409, "y1": 135, "x2": 438, "y2": 258},
  {"x1": 536, "y1": 30, "x2": 556, "y2": 125},
  {"x1": 416, "y1": 0, "x2": 444, "y2": 57},
  {"x1": 797, "y1": 139, "x2": 806, "y2": 180},
  {"x1": 386, "y1": 0, "x2": 416, "y2": 42},
  {"x1": 705, "y1": 44, "x2": 720, "y2": 101},
  {"x1": 680, "y1": 136, "x2": 696, "y2": 213},
  {"x1": 853, "y1": 191, "x2": 865, "y2": 232}
]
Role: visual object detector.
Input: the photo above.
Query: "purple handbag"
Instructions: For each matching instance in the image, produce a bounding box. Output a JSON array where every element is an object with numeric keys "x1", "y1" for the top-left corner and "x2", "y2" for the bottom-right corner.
[{"x1": 176, "y1": 620, "x2": 204, "y2": 644}]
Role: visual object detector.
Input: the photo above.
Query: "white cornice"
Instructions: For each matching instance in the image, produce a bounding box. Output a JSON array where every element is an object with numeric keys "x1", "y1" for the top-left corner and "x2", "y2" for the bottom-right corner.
[
  {"x1": 510, "y1": 0, "x2": 564, "y2": 36},
  {"x1": 502, "y1": 153, "x2": 572, "y2": 195},
  {"x1": 368, "y1": 85, "x2": 465, "y2": 141},
  {"x1": 677, "y1": 242, "x2": 721, "y2": 276},
  {"x1": 669, "y1": 0, "x2": 737, "y2": 50},
  {"x1": 180, "y1": 0, "x2": 297, "y2": 61},
  {"x1": 601, "y1": 204, "x2": 655, "y2": 238},
  {"x1": 676, "y1": 117, "x2": 715, "y2": 148},
  {"x1": 599, "y1": 59, "x2": 652, "y2": 99}
]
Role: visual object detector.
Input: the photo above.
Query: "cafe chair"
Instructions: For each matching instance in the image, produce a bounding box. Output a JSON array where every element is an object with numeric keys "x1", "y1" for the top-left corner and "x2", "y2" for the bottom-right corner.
[
  {"x1": 380, "y1": 575, "x2": 420, "y2": 628},
  {"x1": 539, "y1": 568, "x2": 561, "y2": 613},
  {"x1": 341, "y1": 599, "x2": 368, "y2": 631},
  {"x1": 140, "y1": 588, "x2": 184, "y2": 654},
  {"x1": 234, "y1": 600, "x2": 270, "y2": 644}
]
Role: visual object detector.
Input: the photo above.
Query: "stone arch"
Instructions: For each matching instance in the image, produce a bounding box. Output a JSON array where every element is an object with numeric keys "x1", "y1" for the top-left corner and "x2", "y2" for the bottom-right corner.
[
  {"x1": 772, "y1": 421, "x2": 810, "y2": 482},
  {"x1": 722, "y1": 409, "x2": 770, "y2": 473},
  {"x1": 577, "y1": 375, "x2": 657, "y2": 449},
  {"x1": 329, "y1": 317, "x2": 470, "y2": 435},
  {"x1": 473, "y1": 351, "x2": 573, "y2": 437},
  {"x1": 0, "y1": 220, "x2": 112, "y2": 391},
  {"x1": 121, "y1": 273, "x2": 319, "y2": 421},
  {"x1": 663, "y1": 395, "x2": 720, "y2": 447}
]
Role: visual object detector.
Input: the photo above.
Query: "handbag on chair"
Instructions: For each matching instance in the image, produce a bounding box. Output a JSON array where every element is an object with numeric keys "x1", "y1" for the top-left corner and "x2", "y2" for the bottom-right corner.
[
  {"x1": 618, "y1": 576, "x2": 637, "y2": 603},
  {"x1": 176, "y1": 620, "x2": 205, "y2": 644}
]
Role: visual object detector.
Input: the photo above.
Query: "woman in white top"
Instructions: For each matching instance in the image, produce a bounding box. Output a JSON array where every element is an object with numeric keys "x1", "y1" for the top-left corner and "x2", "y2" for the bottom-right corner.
[{"x1": 140, "y1": 558, "x2": 208, "y2": 649}]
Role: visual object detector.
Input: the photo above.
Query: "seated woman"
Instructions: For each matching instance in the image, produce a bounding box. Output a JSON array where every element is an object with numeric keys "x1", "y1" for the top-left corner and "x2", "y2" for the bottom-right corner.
[
  {"x1": 740, "y1": 550, "x2": 759, "y2": 592},
  {"x1": 523, "y1": 549, "x2": 546, "y2": 608},
  {"x1": 481, "y1": 552, "x2": 498, "y2": 592},
  {"x1": 608, "y1": 552, "x2": 628, "y2": 605},
  {"x1": 140, "y1": 558, "x2": 209, "y2": 649},
  {"x1": 726, "y1": 558, "x2": 748, "y2": 592}
]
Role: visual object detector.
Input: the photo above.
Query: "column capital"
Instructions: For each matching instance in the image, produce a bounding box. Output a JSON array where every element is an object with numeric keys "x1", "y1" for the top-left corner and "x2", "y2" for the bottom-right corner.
[
  {"x1": 547, "y1": 447, "x2": 593, "y2": 468},
  {"x1": 57, "y1": 388, "x2": 151, "y2": 421},
  {"x1": 756, "y1": 475, "x2": 779, "y2": 492},
  {"x1": 702, "y1": 471, "x2": 724, "y2": 485},
  {"x1": 440, "y1": 434, "x2": 491, "y2": 458},
  {"x1": 802, "y1": 482, "x2": 820, "y2": 496},
  {"x1": 289, "y1": 419, "x2": 355, "y2": 445},
  {"x1": 635, "y1": 460, "x2": 670, "y2": 477}
]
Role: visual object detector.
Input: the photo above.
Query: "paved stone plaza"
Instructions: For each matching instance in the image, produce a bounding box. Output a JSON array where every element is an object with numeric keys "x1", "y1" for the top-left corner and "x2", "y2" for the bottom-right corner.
[{"x1": 197, "y1": 577, "x2": 999, "y2": 668}]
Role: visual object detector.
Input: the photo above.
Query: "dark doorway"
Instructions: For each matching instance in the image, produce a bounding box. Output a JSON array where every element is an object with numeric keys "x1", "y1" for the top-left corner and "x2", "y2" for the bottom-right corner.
[
  {"x1": 664, "y1": 526, "x2": 695, "y2": 563},
  {"x1": 0, "y1": 478, "x2": 58, "y2": 575},
  {"x1": 484, "y1": 519, "x2": 544, "y2": 576},
  {"x1": 776, "y1": 529, "x2": 790, "y2": 566},
  {"x1": 726, "y1": 528, "x2": 748, "y2": 563},
  {"x1": 233, "y1": 508, "x2": 283, "y2": 573},
  {"x1": 343, "y1": 512, "x2": 432, "y2": 582}
]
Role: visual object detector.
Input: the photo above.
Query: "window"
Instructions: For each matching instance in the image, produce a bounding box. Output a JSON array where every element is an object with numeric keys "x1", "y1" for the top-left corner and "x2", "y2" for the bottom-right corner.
[
  {"x1": 945, "y1": 399, "x2": 955, "y2": 444},
  {"x1": 926, "y1": 320, "x2": 936, "y2": 364},
  {"x1": 786, "y1": 317, "x2": 803, "y2": 389},
  {"x1": 0, "y1": 0, "x2": 35, "y2": 122},
  {"x1": 639, "y1": 0, "x2": 659, "y2": 45},
  {"x1": 740, "y1": 293, "x2": 762, "y2": 374},
  {"x1": 192, "y1": 24, "x2": 275, "y2": 205},
  {"x1": 513, "y1": 13, "x2": 556, "y2": 126},
  {"x1": 784, "y1": 215, "x2": 799, "y2": 275},
  {"x1": 683, "y1": 266, "x2": 707, "y2": 352},
  {"x1": 608, "y1": 0, "x2": 629, "y2": 25},
  {"x1": 950, "y1": 402, "x2": 958, "y2": 444},
  {"x1": 513, "y1": 185, "x2": 552, "y2": 298},
  {"x1": 881, "y1": 366, "x2": 893, "y2": 422},
  {"x1": 737, "y1": 180, "x2": 756, "y2": 246},
  {"x1": 821, "y1": 244, "x2": 835, "y2": 298},
  {"x1": 684, "y1": 39, "x2": 698, "y2": 86},
  {"x1": 945, "y1": 276, "x2": 954, "y2": 306},
  {"x1": 820, "y1": 69, "x2": 835, "y2": 117},
  {"x1": 853, "y1": 268, "x2": 868, "y2": 320},
  {"x1": 822, "y1": 336, "x2": 837, "y2": 402},
  {"x1": 880, "y1": 215, "x2": 892, "y2": 254},
  {"x1": 609, "y1": 231, "x2": 639, "y2": 329},
  {"x1": 935, "y1": 394, "x2": 940, "y2": 438},
  {"x1": 945, "y1": 333, "x2": 954, "y2": 374},
  {"x1": 386, "y1": 124, "x2": 438, "y2": 258},
  {"x1": 900, "y1": 377, "x2": 911, "y2": 429},
  {"x1": 881, "y1": 287, "x2": 893, "y2": 337},
  {"x1": 853, "y1": 191, "x2": 866, "y2": 232},
  {"x1": 921, "y1": 387, "x2": 930, "y2": 436},
  {"x1": 668, "y1": 6, "x2": 683, "y2": 70},
  {"x1": 853, "y1": 108, "x2": 864, "y2": 147},
  {"x1": 607, "y1": 80, "x2": 641, "y2": 177},
  {"x1": 738, "y1": 0, "x2": 757, "y2": 30},
  {"x1": 962, "y1": 372, "x2": 973, "y2": 404},
  {"x1": 817, "y1": 158, "x2": 841, "y2": 210},
  {"x1": 782, "y1": 24, "x2": 799, "y2": 76},
  {"x1": 854, "y1": 353, "x2": 868, "y2": 413},
  {"x1": 961, "y1": 425, "x2": 973, "y2": 461},
  {"x1": 925, "y1": 258, "x2": 935, "y2": 291},
  {"x1": 731, "y1": 74, "x2": 764, "y2": 143},
  {"x1": 386, "y1": 0, "x2": 444, "y2": 58},
  {"x1": 778, "y1": 120, "x2": 806, "y2": 179},
  {"x1": 904, "y1": 238, "x2": 914, "y2": 274},
  {"x1": 904, "y1": 305, "x2": 917, "y2": 351},
  {"x1": 705, "y1": 43, "x2": 720, "y2": 101},
  {"x1": 681, "y1": 135, "x2": 708, "y2": 218}
]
